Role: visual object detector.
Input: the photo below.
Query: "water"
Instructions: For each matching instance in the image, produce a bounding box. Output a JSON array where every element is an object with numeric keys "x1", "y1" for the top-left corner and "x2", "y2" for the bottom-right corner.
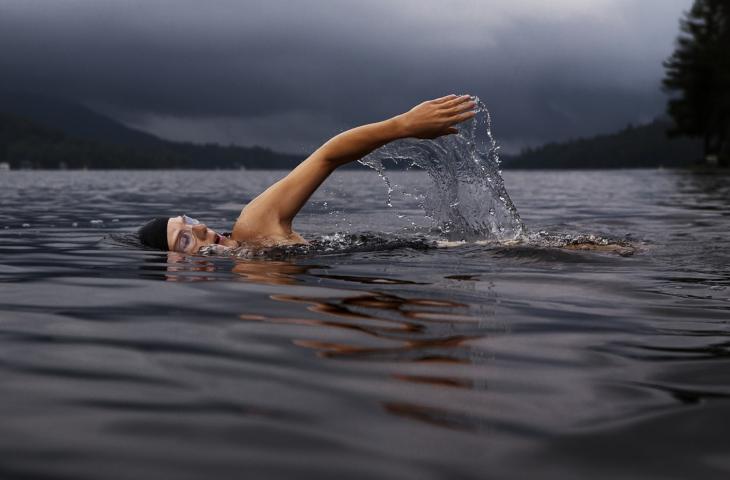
[
  {"x1": 359, "y1": 98, "x2": 524, "y2": 241},
  {"x1": 1, "y1": 169, "x2": 729, "y2": 479}
]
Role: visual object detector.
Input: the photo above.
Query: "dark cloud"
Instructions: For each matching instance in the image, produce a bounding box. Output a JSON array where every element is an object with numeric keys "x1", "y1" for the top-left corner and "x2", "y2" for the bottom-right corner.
[{"x1": 0, "y1": 0, "x2": 692, "y2": 153}]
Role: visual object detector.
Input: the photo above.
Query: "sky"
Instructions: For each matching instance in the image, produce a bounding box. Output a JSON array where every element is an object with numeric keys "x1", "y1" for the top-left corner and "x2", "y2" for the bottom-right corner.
[{"x1": 0, "y1": 0, "x2": 693, "y2": 154}]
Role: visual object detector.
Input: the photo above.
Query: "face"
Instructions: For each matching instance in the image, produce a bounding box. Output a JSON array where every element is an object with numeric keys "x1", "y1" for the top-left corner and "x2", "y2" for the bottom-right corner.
[{"x1": 166, "y1": 215, "x2": 235, "y2": 253}]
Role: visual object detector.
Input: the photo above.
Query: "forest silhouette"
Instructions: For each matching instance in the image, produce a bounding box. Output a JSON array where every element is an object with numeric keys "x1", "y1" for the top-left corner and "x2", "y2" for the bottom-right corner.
[{"x1": 663, "y1": 0, "x2": 729, "y2": 167}]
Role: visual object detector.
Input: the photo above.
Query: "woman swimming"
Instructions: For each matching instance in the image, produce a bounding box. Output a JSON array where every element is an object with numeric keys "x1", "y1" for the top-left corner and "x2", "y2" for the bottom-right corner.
[{"x1": 138, "y1": 95, "x2": 477, "y2": 253}]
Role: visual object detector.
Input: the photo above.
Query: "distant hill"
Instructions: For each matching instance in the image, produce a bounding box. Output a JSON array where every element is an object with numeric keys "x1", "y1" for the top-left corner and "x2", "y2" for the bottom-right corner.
[
  {"x1": 0, "y1": 112, "x2": 182, "y2": 169},
  {"x1": 502, "y1": 119, "x2": 703, "y2": 169},
  {"x1": 0, "y1": 92, "x2": 166, "y2": 148},
  {"x1": 0, "y1": 92, "x2": 304, "y2": 169}
]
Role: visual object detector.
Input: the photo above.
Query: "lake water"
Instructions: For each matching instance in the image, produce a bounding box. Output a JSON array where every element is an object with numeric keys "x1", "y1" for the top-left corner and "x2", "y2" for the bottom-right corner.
[{"x1": 0, "y1": 169, "x2": 729, "y2": 479}]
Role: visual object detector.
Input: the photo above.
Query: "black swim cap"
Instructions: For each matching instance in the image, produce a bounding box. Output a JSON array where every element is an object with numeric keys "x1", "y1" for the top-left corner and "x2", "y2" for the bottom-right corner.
[{"x1": 138, "y1": 217, "x2": 170, "y2": 251}]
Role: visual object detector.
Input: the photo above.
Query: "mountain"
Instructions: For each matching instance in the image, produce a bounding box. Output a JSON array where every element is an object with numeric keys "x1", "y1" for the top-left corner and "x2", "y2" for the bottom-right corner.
[
  {"x1": 502, "y1": 119, "x2": 704, "y2": 169},
  {"x1": 0, "y1": 112, "x2": 181, "y2": 169},
  {"x1": 0, "y1": 92, "x2": 166, "y2": 148},
  {"x1": 0, "y1": 92, "x2": 304, "y2": 169}
]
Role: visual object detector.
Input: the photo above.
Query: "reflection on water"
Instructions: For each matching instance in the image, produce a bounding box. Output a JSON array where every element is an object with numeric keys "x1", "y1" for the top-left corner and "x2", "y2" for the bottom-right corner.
[
  {"x1": 268, "y1": 291, "x2": 488, "y2": 362},
  {"x1": 164, "y1": 252, "x2": 217, "y2": 281},
  {"x1": 0, "y1": 170, "x2": 729, "y2": 480},
  {"x1": 166, "y1": 256, "x2": 503, "y2": 434},
  {"x1": 166, "y1": 257, "x2": 497, "y2": 366}
]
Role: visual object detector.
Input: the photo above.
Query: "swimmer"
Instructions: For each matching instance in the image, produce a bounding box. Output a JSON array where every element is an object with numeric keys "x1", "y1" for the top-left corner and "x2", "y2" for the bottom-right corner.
[{"x1": 138, "y1": 95, "x2": 477, "y2": 253}]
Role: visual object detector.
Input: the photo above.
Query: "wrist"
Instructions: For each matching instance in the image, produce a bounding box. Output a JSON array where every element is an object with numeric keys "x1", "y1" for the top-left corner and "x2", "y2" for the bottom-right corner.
[{"x1": 389, "y1": 114, "x2": 410, "y2": 140}]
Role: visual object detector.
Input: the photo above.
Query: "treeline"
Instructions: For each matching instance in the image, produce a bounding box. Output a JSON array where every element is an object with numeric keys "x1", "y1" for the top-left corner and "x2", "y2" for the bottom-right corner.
[
  {"x1": 503, "y1": 119, "x2": 703, "y2": 169},
  {"x1": 663, "y1": 0, "x2": 729, "y2": 166},
  {"x1": 0, "y1": 112, "x2": 304, "y2": 169}
]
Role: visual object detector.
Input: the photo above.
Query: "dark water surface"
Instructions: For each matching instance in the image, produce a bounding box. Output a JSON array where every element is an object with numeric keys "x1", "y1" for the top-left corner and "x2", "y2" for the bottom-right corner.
[{"x1": 1, "y1": 169, "x2": 729, "y2": 479}]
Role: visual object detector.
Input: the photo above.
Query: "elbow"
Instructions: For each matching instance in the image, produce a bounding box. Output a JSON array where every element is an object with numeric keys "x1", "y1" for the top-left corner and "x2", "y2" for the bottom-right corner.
[{"x1": 311, "y1": 145, "x2": 348, "y2": 171}]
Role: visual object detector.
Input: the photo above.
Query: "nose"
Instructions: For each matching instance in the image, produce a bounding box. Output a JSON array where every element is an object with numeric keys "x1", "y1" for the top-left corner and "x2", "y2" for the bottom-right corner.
[{"x1": 191, "y1": 223, "x2": 207, "y2": 239}]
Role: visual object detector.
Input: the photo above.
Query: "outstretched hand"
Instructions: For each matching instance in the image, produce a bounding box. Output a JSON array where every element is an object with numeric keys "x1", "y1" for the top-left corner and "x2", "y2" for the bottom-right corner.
[{"x1": 396, "y1": 94, "x2": 476, "y2": 140}]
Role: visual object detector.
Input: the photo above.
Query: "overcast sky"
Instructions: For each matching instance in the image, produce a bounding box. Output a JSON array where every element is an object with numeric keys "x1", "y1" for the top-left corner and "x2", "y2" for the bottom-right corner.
[{"x1": 0, "y1": 0, "x2": 692, "y2": 153}]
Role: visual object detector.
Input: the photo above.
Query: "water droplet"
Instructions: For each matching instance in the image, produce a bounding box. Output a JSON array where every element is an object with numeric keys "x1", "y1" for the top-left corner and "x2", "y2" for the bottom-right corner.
[
  {"x1": 90, "y1": 219, "x2": 103, "y2": 224},
  {"x1": 21, "y1": 223, "x2": 30, "y2": 228}
]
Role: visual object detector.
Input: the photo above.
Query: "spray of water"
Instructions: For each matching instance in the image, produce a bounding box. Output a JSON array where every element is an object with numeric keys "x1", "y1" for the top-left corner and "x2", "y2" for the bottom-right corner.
[
  {"x1": 359, "y1": 97, "x2": 525, "y2": 242},
  {"x1": 194, "y1": 98, "x2": 527, "y2": 258}
]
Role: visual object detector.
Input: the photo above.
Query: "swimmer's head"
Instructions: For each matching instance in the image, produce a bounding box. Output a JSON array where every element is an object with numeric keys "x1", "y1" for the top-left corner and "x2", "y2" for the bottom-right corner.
[
  {"x1": 137, "y1": 217, "x2": 169, "y2": 251},
  {"x1": 138, "y1": 215, "x2": 234, "y2": 253}
]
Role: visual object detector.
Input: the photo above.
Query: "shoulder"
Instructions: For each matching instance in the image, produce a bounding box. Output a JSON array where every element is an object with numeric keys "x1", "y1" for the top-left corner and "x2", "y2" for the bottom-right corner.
[{"x1": 230, "y1": 217, "x2": 307, "y2": 247}]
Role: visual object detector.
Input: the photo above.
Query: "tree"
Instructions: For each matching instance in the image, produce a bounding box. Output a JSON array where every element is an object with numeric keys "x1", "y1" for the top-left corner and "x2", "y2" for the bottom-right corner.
[{"x1": 663, "y1": 0, "x2": 730, "y2": 166}]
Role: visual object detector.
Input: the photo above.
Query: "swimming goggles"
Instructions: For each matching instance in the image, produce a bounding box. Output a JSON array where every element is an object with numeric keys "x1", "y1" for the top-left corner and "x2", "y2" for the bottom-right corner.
[
  {"x1": 182, "y1": 214, "x2": 200, "y2": 226},
  {"x1": 173, "y1": 214, "x2": 201, "y2": 252}
]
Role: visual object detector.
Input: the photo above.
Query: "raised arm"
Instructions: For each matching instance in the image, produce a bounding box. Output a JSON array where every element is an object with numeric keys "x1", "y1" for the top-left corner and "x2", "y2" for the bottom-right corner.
[{"x1": 232, "y1": 94, "x2": 476, "y2": 243}]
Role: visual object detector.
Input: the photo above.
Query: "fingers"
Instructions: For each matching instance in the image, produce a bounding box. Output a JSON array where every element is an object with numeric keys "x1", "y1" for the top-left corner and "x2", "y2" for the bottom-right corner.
[
  {"x1": 449, "y1": 110, "x2": 477, "y2": 124},
  {"x1": 440, "y1": 94, "x2": 473, "y2": 109},
  {"x1": 431, "y1": 94, "x2": 474, "y2": 105},
  {"x1": 431, "y1": 94, "x2": 459, "y2": 104},
  {"x1": 444, "y1": 100, "x2": 476, "y2": 117}
]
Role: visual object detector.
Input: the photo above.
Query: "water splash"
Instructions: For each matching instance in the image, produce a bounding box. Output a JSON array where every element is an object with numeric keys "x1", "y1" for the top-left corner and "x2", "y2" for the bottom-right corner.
[
  {"x1": 198, "y1": 233, "x2": 436, "y2": 258},
  {"x1": 359, "y1": 97, "x2": 525, "y2": 242}
]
